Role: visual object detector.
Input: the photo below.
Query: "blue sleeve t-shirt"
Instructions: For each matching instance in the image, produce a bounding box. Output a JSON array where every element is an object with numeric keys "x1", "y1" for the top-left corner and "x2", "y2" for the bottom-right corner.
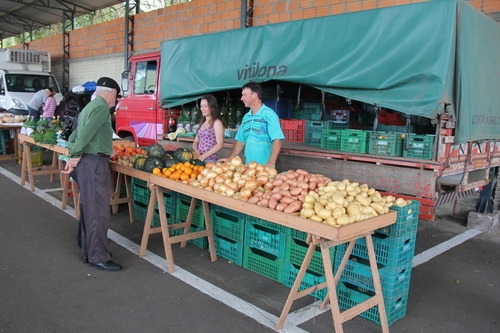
[{"x1": 235, "y1": 104, "x2": 285, "y2": 165}]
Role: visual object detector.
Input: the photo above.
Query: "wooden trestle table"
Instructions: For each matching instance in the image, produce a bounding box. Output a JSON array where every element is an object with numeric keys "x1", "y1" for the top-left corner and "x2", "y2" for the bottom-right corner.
[
  {"x1": 110, "y1": 162, "x2": 397, "y2": 333},
  {"x1": 18, "y1": 134, "x2": 134, "y2": 219},
  {"x1": 0, "y1": 124, "x2": 22, "y2": 162}
]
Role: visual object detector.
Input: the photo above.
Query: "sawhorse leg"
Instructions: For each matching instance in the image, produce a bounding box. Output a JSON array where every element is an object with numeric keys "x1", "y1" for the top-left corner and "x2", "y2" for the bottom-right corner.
[
  {"x1": 139, "y1": 185, "x2": 217, "y2": 273},
  {"x1": 277, "y1": 233, "x2": 390, "y2": 333}
]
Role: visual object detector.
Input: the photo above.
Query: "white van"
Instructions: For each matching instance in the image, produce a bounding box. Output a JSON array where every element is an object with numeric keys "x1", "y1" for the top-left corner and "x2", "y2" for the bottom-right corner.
[{"x1": 0, "y1": 48, "x2": 62, "y2": 115}]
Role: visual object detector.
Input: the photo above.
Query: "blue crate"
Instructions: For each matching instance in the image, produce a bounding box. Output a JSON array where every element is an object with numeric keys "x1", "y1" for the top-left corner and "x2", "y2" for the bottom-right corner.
[
  {"x1": 131, "y1": 177, "x2": 148, "y2": 188},
  {"x1": 336, "y1": 232, "x2": 417, "y2": 268},
  {"x1": 337, "y1": 281, "x2": 408, "y2": 326},
  {"x1": 211, "y1": 205, "x2": 246, "y2": 242},
  {"x1": 262, "y1": 98, "x2": 293, "y2": 119},
  {"x1": 244, "y1": 216, "x2": 290, "y2": 259},
  {"x1": 209, "y1": 234, "x2": 244, "y2": 266},
  {"x1": 376, "y1": 201, "x2": 420, "y2": 238},
  {"x1": 335, "y1": 252, "x2": 412, "y2": 298},
  {"x1": 282, "y1": 261, "x2": 327, "y2": 300}
]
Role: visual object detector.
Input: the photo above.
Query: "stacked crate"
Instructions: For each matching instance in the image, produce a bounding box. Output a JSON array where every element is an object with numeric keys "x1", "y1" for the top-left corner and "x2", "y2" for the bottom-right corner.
[
  {"x1": 335, "y1": 200, "x2": 420, "y2": 325},
  {"x1": 280, "y1": 119, "x2": 306, "y2": 143},
  {"x1": 210, "y1": 205, "x2": 247, "y2": 266},
  {"x1": 340, "y1": 129, "x2": 371, "y2": 153},
  {"x1": 281, "y1": 229, "x2": 336, "y2": 300},
  {"x1": 131, "y1": 177, "x2": 177, "y2": 227},
  {"x1": 306, "y1": 120, "x2": 348, "y2": 146},
  {"x1": 243, "y1": 216, "x2": 290, "y2": 283},
  {"x1": 403, "y1": 134, "x2": 435, "y2": 160},
  {"x1": 368, "y1": 131, "x2": 405, "y2": 157}
]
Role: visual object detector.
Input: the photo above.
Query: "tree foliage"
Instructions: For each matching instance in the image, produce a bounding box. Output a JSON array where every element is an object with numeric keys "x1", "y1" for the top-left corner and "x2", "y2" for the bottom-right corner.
[{"x1": 2, "y1": 0, "x2": 191, "y2": 47}]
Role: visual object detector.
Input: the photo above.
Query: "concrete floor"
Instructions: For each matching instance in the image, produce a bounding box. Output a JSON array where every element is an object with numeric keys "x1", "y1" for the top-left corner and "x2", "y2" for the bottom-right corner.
[{"x1": 0, "y1": 151, "x2": 499, "y2": 333}]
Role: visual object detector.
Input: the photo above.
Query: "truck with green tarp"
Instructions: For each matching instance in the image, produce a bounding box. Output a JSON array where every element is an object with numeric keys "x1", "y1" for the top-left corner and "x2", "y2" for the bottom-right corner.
[{"x1": 115, "y1": 0, "x2": 500, "y2": 220}]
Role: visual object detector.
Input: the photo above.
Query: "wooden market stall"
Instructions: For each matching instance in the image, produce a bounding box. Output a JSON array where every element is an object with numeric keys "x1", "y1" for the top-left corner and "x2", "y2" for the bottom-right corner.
[
  {"x1": 17, "y1": 134, "x2": 399, "y2": 332},
  {"x1": 110, "y1": 162, "x2": 397, "y2": 333}
]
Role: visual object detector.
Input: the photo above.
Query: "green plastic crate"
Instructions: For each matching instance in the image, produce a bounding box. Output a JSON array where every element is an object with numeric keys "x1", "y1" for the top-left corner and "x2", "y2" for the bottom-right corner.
[
  {"x1": 211, "y1": 205, "x2": 246, "y2": 242},
  {"x1": 133, "y1": 200, "x2": 161, "y2": 227},
  {"x1": 368, "y1": 131, "x2": 405, "y2": 157},
  {"x1": 321, "y1": 129, "x2": 344, "y2": 150},
  {"x1": 176, "y1": 194, "x2": 205, "y2": 225},
  {"x1": 403, "y1": 134, "x2": 435, "y2": 160},
  {"x1": 132, "y1": 181, "x2": 177, "y2": 216},
  {"x1": 337, "y1": 281, "x2": 408, "y2": 326},
  {"x1": 285, "y1": 236, "x2": 335, "y2": 275},
  {"x1": 169, "y1": 222, "x2": 207, "y2": 249},
  {"x1": 243, "y1": 246, "x2": 284, "y2": 283},
  {"x1": 244, "y1": 216, "x2": 290, "y2": 259},
  {"x1": 282, "y1": 261, "x2": 327, "y2": 300},
  {"x1": 340, "y1": 129, "x2": 370, "y2": 153}
]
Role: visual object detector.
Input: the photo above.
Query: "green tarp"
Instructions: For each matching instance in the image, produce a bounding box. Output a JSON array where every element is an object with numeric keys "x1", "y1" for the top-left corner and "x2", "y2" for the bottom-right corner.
[{"x1": 160, "y1": 0, "x2": 500, "y2": 143}]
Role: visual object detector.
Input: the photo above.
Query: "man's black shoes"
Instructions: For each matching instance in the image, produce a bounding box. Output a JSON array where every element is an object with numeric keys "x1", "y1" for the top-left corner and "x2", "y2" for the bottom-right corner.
[{"x1": 90, "y1": 260, "x2": 122, "y2": 272}]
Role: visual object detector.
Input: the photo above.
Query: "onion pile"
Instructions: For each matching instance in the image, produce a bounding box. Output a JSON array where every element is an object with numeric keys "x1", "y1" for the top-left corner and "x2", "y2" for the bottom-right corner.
[{"x1": 190, "y1": 156, "x2": 278, "y2": 200}]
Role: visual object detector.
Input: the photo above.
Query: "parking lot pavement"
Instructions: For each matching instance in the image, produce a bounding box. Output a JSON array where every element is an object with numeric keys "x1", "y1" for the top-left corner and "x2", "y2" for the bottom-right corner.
[{"x1": 1, "y1": 153, "x2": 499, "y2": 333}]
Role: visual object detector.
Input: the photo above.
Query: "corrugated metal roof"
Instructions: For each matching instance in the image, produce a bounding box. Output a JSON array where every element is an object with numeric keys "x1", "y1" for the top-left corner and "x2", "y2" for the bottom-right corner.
[{"x1": 0, "y1": 0, "x2": 123, "y2": 40}]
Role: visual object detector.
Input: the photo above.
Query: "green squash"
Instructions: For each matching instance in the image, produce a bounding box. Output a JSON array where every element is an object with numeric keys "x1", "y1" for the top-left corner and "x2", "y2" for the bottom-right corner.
[
  {"x1": 143, "y1": 157, "x2": 165, "y2": 173},
  {"x1": 133, "y1": 156, "x2": 148, "y2": 171},
  {"x1": 147, "y1": 143, "x2": 166, "y2": 159},
  {"x1": 192, "y1": 159, "x2": 205, "y2": 166},
  {"x1": 173, "y1": 148, "x2": 194, "y2": 162},
  {"x1": 163, "y1": 155, "x2": 181, "y2": 168}
]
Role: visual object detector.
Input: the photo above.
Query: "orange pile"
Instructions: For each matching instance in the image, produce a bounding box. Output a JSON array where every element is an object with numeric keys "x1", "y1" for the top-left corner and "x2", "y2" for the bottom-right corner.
[{"x1": 152, "y1": 161, "x2": 204, "y2": 183}]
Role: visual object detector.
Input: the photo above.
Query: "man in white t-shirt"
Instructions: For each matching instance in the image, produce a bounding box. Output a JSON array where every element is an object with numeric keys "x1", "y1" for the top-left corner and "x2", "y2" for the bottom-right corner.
[{"x1": 27, "y1": 88, "x2": 47, "y2": 120}]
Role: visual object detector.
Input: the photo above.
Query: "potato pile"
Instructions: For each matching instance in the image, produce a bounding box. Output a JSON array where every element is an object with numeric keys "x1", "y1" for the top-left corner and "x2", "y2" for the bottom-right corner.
[
  {"x1": 299, "y1": 179, "x2": 412, "y2": 227},
  {"x1": 189, "y1": 157, "x2": 412, "y2": 227},
  {"x1": 191, "y1": 157, "x2": 331, "y2": 213}
]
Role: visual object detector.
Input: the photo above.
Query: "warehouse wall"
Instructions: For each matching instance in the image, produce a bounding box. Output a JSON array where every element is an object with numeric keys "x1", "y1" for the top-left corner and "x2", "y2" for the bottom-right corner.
[{"x1": 17, "y1": 0, "x2": 500, "y2": 90}]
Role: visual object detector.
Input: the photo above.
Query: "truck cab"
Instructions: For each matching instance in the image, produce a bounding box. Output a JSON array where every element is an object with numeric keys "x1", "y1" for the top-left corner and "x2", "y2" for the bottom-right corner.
[
  {"x1": 0, "y1": 49, "x2": 62, "y2": 115},
  {"x1": 115, "y1": 52, "x2": 164, "y2": 146}
]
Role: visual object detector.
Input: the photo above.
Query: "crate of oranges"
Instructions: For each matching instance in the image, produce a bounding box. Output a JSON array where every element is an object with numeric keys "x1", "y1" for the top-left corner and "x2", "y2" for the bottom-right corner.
[{"x1": 152, "y1": 161, "x2": 205, "y2": 183}]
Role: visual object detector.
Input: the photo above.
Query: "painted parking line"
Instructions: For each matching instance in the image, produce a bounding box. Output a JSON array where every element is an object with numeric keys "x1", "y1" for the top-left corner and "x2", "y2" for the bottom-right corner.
[{"x1": 412, "y1": 228, "x2": 483, "y2": 267}]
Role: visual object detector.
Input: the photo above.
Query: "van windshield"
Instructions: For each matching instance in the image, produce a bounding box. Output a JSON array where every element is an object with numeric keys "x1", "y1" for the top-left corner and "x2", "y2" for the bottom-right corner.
[{"x1": 5, "y1": 74, "x2": 59, "y2": 93}]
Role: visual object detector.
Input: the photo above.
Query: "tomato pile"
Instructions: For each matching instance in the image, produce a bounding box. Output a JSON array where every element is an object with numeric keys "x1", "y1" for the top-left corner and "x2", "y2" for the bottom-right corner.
[{"x1": 111, "y1": 144, "x2": 147, "y2": 167}]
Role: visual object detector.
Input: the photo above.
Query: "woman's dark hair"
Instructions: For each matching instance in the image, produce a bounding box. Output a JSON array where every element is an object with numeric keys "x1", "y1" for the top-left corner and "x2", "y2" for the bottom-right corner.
[
  {"x1": 45, "y1": 87, "x2": 55, "y2": 96},
  {"x1": 199, "y1": 94, "x2": 220, "y2": 127},
  {"x1": 242, "y1": 81, "x2": 264, "y2": 100}
]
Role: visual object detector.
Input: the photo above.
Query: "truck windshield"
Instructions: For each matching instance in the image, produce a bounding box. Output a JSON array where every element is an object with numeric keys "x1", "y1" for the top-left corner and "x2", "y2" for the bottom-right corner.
[
  {"x1": 133, "y1": 60, "x2": 157, "y2": 95},
  {"x1": 5, "y1": 74, "x2": 59, "y2": 93}
]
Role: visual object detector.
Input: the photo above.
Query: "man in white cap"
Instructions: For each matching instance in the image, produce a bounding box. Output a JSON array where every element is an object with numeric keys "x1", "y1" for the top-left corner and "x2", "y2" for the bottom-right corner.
[{"x1": 62, "y1": 77, "x2": 122, "y2": 272}]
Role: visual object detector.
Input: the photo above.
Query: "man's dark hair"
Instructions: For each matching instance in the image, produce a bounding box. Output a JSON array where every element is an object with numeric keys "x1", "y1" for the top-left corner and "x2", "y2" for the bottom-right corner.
[{"x1": 242, "y1": 81, "x2": 264, "y2": 100}]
